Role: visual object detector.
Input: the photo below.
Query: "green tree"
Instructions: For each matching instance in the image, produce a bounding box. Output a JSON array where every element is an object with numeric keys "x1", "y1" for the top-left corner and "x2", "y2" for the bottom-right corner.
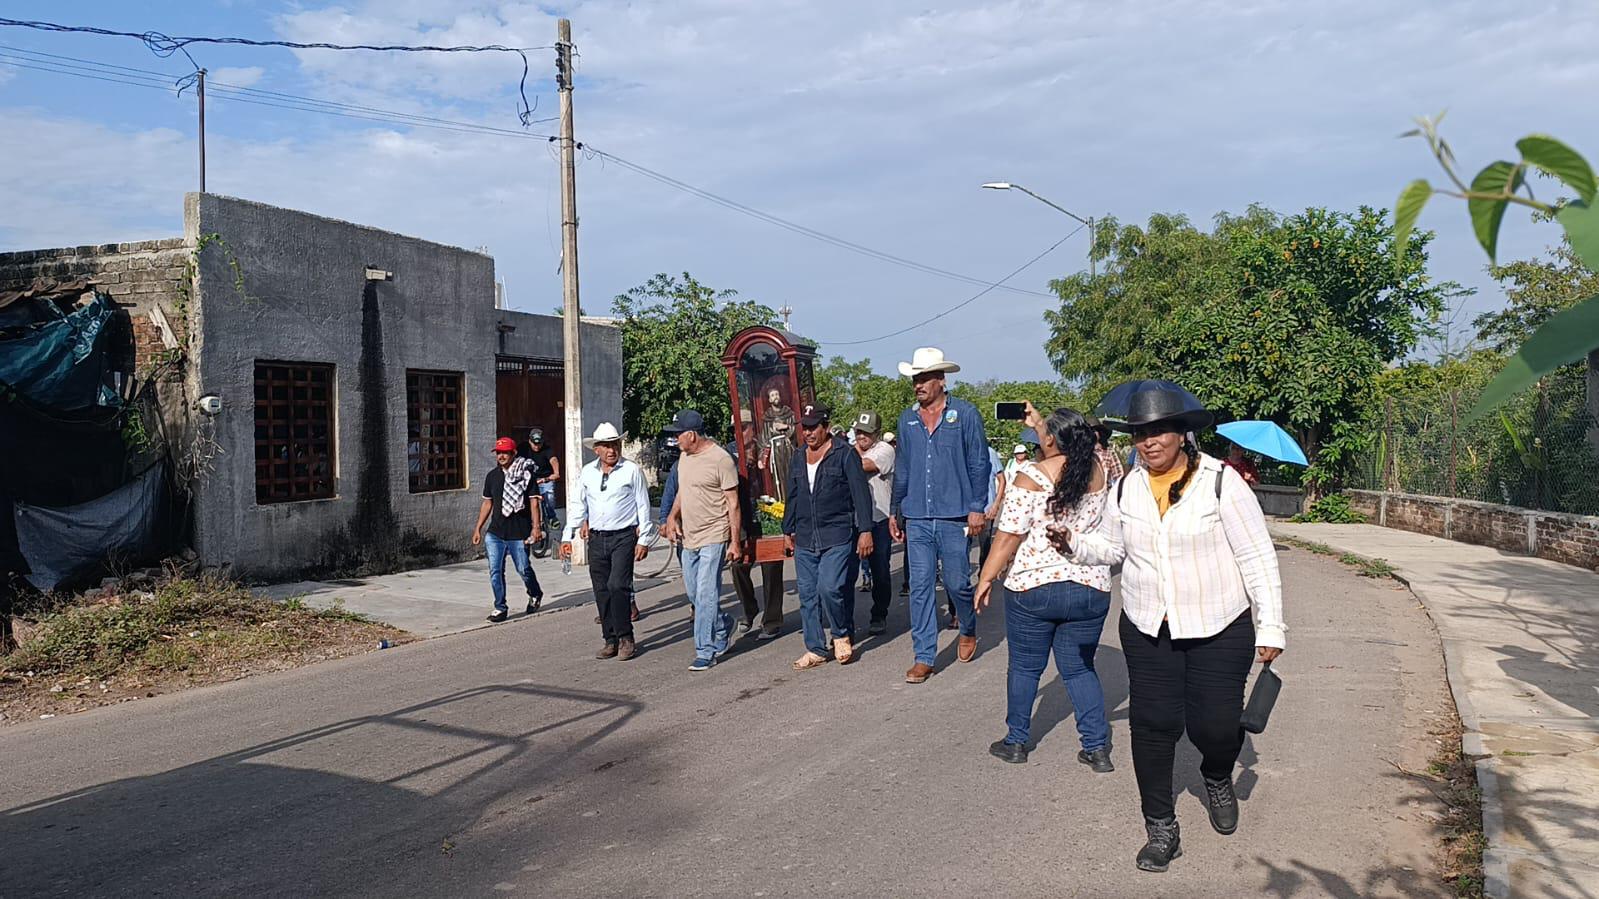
[
  {"x1": 1045, "y1": 205, "x2": 1442, "y2": 487},
  {"x1": 611, "y1": 273, "x2": 778, "y2": 439},
  {"x1": 814, "y1": 354, "x2": 916, "y2": 434},
  {"x1": 951, "y1": 379, "x2": 1082, "y2": 450},
  {"x1": 1044, "y1": 211, "x2": 1238, "y2": 399},
  {"x1": 1476, "y1": 237, "x2": 1599, "y2": 352}
]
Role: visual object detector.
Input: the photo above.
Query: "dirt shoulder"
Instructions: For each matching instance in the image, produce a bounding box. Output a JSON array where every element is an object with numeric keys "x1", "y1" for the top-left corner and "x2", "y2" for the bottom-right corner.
[{"x1": 1, "y1": 575, "x2": 412, "y2": 725}]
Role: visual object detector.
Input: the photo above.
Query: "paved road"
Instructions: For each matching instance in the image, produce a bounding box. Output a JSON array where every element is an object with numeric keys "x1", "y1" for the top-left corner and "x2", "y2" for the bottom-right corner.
[{"x1": 5, "y1": 546, "x2": 1454, "y2": 897}]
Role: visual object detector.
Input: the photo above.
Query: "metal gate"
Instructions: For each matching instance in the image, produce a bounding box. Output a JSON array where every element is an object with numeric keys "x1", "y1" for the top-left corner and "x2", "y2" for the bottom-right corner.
[{"x1": 495, "y1": 355, "x2": 565, "y2": 503}]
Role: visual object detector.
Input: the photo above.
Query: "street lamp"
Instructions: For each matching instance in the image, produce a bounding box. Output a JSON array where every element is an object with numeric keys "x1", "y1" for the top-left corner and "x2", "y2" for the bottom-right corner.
[{"x1": 982, "y1": 182, "x2": 1096, "y2": 278}]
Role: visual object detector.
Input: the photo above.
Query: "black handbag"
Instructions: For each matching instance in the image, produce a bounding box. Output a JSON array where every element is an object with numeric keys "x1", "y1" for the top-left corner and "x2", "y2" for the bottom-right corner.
[{"x1": 1240, "y1": 662, "x2": 1282, "y2": 735}]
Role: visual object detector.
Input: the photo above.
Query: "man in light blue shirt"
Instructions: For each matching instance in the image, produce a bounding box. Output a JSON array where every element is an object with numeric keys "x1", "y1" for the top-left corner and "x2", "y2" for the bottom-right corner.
[
  {"x1": 888, "y1": 348, "x2": 990, "y2": 684},
  {"x1": 562, "y1": 423, "x2": 653, "y2": 661}
]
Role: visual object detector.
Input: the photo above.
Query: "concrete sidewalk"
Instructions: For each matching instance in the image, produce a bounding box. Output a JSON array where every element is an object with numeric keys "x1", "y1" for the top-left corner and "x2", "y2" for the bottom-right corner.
[
  {"x1": 256, "y1": 552, "x2": 685, "y2": 637},
  {"x1": 1272, "y1": 522, "x2": 1599, "y2": 899}
]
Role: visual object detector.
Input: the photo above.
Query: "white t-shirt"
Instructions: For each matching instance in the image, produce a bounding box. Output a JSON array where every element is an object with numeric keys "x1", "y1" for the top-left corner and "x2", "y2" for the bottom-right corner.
[
  {"x1": 807, "y1": 459, "x2": 821, "y2": 490},
  {"x1": 862, "y1": 441, "x2": 896, "y2": 522}
]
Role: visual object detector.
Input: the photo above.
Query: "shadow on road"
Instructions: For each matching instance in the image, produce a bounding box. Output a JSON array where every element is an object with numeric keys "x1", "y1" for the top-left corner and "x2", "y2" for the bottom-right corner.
[{"x1": 2, "y1": 683, "x2": 657, "y2": 897}]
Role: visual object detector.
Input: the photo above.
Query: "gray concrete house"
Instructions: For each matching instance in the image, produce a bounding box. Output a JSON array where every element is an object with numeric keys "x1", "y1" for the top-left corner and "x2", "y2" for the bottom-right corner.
[{"x1": 0, "y1": 193, "x2": 621, "y2": 582}]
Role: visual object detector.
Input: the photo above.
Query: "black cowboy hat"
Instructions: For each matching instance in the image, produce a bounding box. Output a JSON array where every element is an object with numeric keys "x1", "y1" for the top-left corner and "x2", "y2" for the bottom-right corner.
[{"x1": 1110, "y1": 387, "x2": 1214, "y2": 433}]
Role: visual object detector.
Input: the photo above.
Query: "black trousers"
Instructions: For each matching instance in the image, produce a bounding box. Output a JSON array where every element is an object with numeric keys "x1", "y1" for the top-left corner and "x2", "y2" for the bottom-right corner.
[
  {"x1": 589, "y1": 529, "x2": 637, "y2": 643},
  {"x1": 1119, "y1": 610, "x2": 1255, "y2": 821},
  {"x1": 731, "y1": 560, "x2": 786, "y2": 630}
]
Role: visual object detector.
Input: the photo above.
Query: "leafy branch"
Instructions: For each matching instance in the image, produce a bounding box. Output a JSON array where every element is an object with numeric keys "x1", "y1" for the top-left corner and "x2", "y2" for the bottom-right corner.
[{"x1": 1394, "y1": 115, "x2": 1599, "y2": 421}]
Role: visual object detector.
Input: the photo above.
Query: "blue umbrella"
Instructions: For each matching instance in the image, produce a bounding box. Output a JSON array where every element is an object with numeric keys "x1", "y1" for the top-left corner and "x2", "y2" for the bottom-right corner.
[
  {"x1": 1217, "y1": 420, "x2": 1308, "y2": 466},
  {"x1": 1094, "y1": 379, "x2": 1204, "y2": 421}
]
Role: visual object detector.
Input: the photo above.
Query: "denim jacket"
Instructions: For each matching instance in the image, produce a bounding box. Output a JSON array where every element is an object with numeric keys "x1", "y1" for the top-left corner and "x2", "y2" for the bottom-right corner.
[
  {"x1": 781, "y1": 436, "x2": 874, "y2": 551},
  {"x1": 890, "y1": 395, "x2": 991, "y2": 519}
]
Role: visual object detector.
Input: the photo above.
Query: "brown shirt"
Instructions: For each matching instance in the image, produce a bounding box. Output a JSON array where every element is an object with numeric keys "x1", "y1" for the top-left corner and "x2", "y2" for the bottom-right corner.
[{"x1": 677, "y1": 443, "x2": 740, "y2": 549}]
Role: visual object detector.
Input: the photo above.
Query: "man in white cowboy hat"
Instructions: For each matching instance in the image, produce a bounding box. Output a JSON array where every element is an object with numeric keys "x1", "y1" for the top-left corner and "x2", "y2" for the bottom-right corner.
[
  {"x1": 562, "y1": 422, "x2": 652, "y2": 661},
  {"x1": 889, "y1": 347, "x2": 992, "y2": 684}
]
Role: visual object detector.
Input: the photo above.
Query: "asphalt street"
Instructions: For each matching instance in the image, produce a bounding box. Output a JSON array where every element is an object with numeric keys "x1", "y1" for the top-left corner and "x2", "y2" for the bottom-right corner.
[{"x1": 3, "y1": 544, "x2": 1455, "y2": 898}]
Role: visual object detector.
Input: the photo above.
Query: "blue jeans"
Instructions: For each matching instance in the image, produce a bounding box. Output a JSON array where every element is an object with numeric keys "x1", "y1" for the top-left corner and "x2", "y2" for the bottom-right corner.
[
  {"x1": 795, "y1": 541, "x2": 856, "y2": 656},
  {"x1": 1004, "y1": 579, "x2": 1111, "y2": 750},
  {"x1": 864, "y1": 518, "x2": 892, "y2": 622},
  {"x1": 681, "y1": 542, "x2": 732, "y2": 661},
  {"x1": 537, "y1": 481, "x2": 558, "y2": 520},
  {"x1": 484, "y1": 533, "x2": 541, "y2": 612},
  {"x1": 907, "y1": 517, "x2": 976, "y2": 665}
]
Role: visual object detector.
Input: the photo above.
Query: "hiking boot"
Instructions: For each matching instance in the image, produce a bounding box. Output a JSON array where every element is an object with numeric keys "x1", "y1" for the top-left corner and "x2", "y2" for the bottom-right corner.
[
  {"x1": 1136, "y1": 816, "x2": 1183, "y2": 872},
  {"x1": 1078, "y1": 748, "x2": 1114, "y2": 773},
  {"x1": 989, "y1": 740, "x2": 1028, "y2": 764},
  {"x1": 1203, "y1": 776, "x2": 1239, "y2": 835},
  {"x1": 1138, "y1": 812, "x2": 1189, "y2": 870},
  {"x1": 595, "y1": 642, "x2": 619, "y2": 660},
  {"x1": 617, "y1": 637, "x2": 636, "y2": 661},
  {"x1": 486, "y1": 610, "x2": 508, "y2": 623}
]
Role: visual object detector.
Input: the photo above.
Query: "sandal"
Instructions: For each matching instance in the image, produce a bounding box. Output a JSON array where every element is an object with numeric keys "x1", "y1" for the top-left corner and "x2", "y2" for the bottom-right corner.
[
  {"x1": 833, "y1": 635, "x2": 855, "y2": 664},
  {"x1": 792, "y1": 651, "x2": 830, "y2": 671}
]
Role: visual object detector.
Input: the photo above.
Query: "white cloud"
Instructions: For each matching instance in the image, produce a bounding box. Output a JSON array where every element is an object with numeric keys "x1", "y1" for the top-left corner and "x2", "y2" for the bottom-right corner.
[
  {"x1": 3, "y1": 0, "x2": 1596, "y2": 378},
  {"x1": 206, "y1": 66, "x2": 266, "y2": 89}
]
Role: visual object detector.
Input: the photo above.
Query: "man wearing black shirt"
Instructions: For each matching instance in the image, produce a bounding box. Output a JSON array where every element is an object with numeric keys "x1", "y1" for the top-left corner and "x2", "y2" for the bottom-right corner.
[
  {"x1": 473, "y1": 437, "x2": 545, "y2": 622},
  {"x1": 523, "y1": 428, "x2": 561, "y2": 524}
]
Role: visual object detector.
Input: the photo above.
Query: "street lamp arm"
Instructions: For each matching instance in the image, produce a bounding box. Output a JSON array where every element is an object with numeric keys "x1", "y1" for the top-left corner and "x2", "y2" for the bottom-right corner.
[{"x1": 1009, "y1": 184, "x2": 1092, "y2": 227}]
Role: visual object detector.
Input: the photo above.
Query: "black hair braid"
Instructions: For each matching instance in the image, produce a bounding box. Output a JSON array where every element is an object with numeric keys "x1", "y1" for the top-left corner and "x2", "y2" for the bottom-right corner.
[
  {"x1": 1043, "y1": 408, "x2": 1098, "y2": 519},
  {"x1": 1168, "y1": 439, "x2": 1200, "y2": 507}
]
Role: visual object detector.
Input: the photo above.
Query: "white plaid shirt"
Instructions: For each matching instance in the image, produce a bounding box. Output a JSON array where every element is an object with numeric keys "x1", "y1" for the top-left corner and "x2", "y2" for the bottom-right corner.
[{"x1": 1069, "y1": 453, "x2": 1286, "y2": 649}]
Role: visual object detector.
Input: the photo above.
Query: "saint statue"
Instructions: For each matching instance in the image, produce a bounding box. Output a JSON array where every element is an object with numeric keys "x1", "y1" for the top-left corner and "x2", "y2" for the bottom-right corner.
[{"x1": 760, "y1": 385, "x2": 797, "y2": 502}]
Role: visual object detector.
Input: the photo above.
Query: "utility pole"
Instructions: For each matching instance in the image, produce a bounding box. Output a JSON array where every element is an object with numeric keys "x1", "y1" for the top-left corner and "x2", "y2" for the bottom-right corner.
[
  {"x1": 197, "y1": 68, "x2": 207, "y2": 193},
  {"x1": 556, "y1": 19, "x2": 583, "y2": 518}
]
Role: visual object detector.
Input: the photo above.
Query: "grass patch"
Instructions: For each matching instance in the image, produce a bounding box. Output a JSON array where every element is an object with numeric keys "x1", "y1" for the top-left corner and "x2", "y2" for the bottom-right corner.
[
  {"x1": 2, "y1": 574, "x2": 407, "y2": 703},
  {"x1": 1280, "y1": 537, "x2": 1400, "y2": 581},
  {"x1": 1340, "y1": 553, "x2": 1399, "y2": 579},
  {"x1": 1432, "y1": 723, "x2": 1487, "y2": 897}
]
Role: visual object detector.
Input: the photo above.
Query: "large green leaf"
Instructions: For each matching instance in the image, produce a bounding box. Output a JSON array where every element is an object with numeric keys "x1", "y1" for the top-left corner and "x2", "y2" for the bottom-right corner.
[
  {"x1": 1466, "y1": 293, "x2": 1599, "y2": 420},
  {"x1": 1517, "y1": 134, "x2": 1598, "y2": 203},
  {"x1": 1392, "y1": 179, "x2": 1432, "y2": 260},
  {"x1": 1467, "y1": 161, "x2": 1522, "y2": 262},
  {"x1": 1556, "y1": 200, "x2": 1599, "y2": 270}
]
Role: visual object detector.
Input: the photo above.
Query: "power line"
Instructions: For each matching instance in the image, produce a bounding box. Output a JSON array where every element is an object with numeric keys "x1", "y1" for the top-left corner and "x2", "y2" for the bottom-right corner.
[
  {"x1": 5, "y1": 43, "x2": 1064, "y2": 305},
  {"x1": 583, "y1": 146, "x2": 1055, "y2": 299},
  {"x1": 0, "y1": 45, "x2": 560, "y2": 130},
  {"x1": 813, "y1": 223, "x2": 1084, "y2": 346},
  {"x1": 0, "y1": 51, "x2": 559, "y2": 140},
  {"x1": 0, "y1": 16, "x2": 550, "y2": 123}
]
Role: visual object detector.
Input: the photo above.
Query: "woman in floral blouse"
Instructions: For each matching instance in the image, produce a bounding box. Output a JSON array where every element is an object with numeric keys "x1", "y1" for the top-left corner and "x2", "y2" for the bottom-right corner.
[{"x1": 974, "y1": 401, "x2": 1113, "y2": 772}]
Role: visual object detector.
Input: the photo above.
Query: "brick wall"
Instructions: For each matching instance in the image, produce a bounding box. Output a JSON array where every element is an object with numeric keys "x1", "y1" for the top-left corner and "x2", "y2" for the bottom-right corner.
[
  {"x1": 1351, "y1": 489, "x2": 1599, "y2": 571},
  {"x1": 0, "y1": 238, "x2": 191, "y2": 374}
]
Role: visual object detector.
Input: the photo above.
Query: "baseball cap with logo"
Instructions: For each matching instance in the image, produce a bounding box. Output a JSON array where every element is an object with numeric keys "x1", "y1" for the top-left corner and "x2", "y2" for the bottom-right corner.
[
  {"x1": 854, "y1": 410, "x2": 881, "y2": 434},
  {"x1": 493, "y1": 437, "x2": 517, "y2": 453},
  {"x1": 662, "y1": 409, "x2": 706, "y2": 434},
  {"x1": 799, "y1": 404, "x2": 830, "y2": 428}
]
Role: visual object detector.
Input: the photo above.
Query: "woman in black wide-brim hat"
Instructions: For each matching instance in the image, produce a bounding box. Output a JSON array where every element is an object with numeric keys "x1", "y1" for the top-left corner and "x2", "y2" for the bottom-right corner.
[{"x1": 1053, "y1": 387, "x2": 1286, "y2": 873}]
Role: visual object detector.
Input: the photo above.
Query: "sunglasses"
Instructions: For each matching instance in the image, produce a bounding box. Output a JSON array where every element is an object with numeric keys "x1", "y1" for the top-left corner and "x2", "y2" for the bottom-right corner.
[{"x1": 600, "y1": 470, "x2": 611, "y2": 491}]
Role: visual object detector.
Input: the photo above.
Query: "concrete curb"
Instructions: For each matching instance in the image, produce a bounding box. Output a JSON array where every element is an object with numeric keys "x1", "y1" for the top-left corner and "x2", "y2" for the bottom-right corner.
[{"x1": 1271, "y1": 528, "x2": 1509, "y2": 898}]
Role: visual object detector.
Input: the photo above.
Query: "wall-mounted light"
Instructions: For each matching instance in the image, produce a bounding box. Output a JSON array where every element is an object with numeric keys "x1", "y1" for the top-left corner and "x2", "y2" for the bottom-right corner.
[
  {"x1": 198, "y1": 394, "x2": 223, "y2": 415},
  {"x1": 364, "y1": 267, "x2": 393, "y2": 281}
]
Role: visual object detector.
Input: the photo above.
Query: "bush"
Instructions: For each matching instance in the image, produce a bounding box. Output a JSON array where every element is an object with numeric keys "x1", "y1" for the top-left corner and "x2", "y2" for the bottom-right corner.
[{"x1": 1291, "y1": 492, "x2": 1367, "y2": 524}]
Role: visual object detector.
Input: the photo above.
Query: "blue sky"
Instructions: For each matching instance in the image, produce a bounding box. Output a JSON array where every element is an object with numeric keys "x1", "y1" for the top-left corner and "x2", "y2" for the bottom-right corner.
[{"x1": 4, "y1": 1, "x2": 1597, "y2": 380}]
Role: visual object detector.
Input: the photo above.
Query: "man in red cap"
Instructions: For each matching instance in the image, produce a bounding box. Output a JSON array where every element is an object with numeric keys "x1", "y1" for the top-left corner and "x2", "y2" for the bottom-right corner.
[{"x1": 472, "y1": 437, "x2": 545, "y2": 622}]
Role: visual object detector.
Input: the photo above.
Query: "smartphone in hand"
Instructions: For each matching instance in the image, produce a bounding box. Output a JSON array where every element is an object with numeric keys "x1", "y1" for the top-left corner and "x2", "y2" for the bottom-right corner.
[{"x1": 995, "y1": 401, "x2": 1028, "y2": 421}]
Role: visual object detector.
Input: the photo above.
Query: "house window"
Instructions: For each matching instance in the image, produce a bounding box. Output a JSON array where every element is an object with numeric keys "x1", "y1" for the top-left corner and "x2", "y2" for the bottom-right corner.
[
  {"x1": 407, "y1": 370, "x2": 465, "y2": 493},
  {"x1": 253, "y1": 362, "x2": 336, "y2": 503}
]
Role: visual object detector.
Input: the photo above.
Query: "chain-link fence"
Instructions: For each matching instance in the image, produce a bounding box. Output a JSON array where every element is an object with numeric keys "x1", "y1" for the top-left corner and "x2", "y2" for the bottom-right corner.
[{"x1": 1347, "y1": 365, "x2": 1599, "y2": 516}]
